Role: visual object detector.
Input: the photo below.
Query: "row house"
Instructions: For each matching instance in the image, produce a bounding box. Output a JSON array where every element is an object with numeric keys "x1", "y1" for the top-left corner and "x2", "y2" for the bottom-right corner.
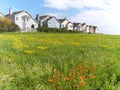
[
  {"x1": 73, "y1": 22, "x2": 98, "y2": 33},
  {"x1": 37, "y1": 15, "x2": 60, "y2": 29},
  {"x1": 1, "y1": 8, "x2": 98, "y2": 33},
  {"x1": 36, "y1": 16, "x2": 74, "y2": 30},
  {"x1": 36, "y1": 15, "x2": 98, "y2": 33},
  {"x1": 58, "y1": 18, "x2": 73, "y2": 30},
  {"x1": 73, "y1": 22, "x2": 87, "y2": 32},
  {"x1": 6, "y1": 8, "x2": 38, "y2": 32},
  {"x1": 85, "y1": 25, "x2": 98, "y2": 33}
]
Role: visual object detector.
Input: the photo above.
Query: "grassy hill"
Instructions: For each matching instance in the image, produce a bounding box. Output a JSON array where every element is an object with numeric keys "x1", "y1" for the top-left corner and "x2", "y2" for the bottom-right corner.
[{"x1": 0, "y1": 32, "x2": 120, "y2": 90}]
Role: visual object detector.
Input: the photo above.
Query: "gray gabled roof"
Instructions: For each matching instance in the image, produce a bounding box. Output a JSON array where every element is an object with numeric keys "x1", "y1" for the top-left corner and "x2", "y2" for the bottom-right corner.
[
  {"x1": 6, "y1": 10, "x2": 23, "y2": 16},
  {"x1": 45, "y1": 16, "x2": 60, "y2": 23},
  {"x1": 66, "y1": 21, "x2": 73, "y2": 26},
  {"x1": 6, "y1": 10, "x2": 39, "y2": 24},
  {"x1": 58, "y1": 19, "x2": 66, "y2": 23},
  {"x1": 0, "y1": 11, "x2": 4, "y2": 16},
  {"x1": 58, "y1": 18, "x2": 69, "y2": 23},
  {"x1": 41, "y1": 16, "x2": 60, "y2": 24},
  {"x1": 81, "y1": 22, "x2": 86, "y2": 26},
  {"x1": 44, "y1": 16, "x2": 53, "y2": 22},
  {"x1": 73, "y1": 23, "x2": 81, "y2": 27},
  {"x1": 39, "y1": 15, "x2": 50, "y2": 21}
]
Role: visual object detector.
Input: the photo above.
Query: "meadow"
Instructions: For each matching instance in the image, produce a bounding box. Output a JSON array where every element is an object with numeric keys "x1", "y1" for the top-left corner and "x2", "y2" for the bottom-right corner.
[{"x1": 0, "y1": 32, "x2": 120, "y2": 90}]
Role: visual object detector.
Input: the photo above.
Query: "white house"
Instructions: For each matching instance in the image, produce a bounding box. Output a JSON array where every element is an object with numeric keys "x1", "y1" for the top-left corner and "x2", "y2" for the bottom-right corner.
[
  {"x1": 66, "y1": 22, "x2": 73, "y2": 30},
  {"x1": 6, "y1": 8, "x2": 38, "y2": 32},
  {"x1": 85, "y1": 25, "x2": 90, "y2": 33},
  {"x1": 38, "y1": 15, "x2": 50, "y2": 27},
  {"x1": 81, "y1": 23, "x2": 87, "y2": 31},
  {"x1": 37, "y1": 15, "x2": 60, "y2": 28},
  {"x1": 58, "y1": 18, "x2": 73, "y2": 30},
  {"x1": 0, "y1": 11, "x2": 4, "y2": 19},
  {"x1": 85, "y1": 25, "x2": 98, "y2": 33},
  {"x1": 73, "y1": 23, "x2": 82, "y2": 31},
  {"x1": 89, "y1": 26, "x2": 98, "y2": 33}
]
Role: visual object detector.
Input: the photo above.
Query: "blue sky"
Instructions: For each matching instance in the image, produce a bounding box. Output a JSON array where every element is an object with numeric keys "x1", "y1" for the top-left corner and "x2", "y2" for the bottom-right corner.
[{"x1": 0, "y1": 0, "x2": 120, "y2": 34}]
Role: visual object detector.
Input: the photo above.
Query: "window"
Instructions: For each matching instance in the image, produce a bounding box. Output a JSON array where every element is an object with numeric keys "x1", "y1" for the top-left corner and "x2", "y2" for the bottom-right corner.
[
  {"x1": 16, "y1": 17, "x2": 18, "y2": 20},
  {"x1": 27, "y1": 18, "x2": 29, "y2": 21},
  {"x1": 61, "y1": 25, "x2": 64, "y2": 28},
  {"x1": 23, "y1": 18, "x2": 25, "y2": 21}
]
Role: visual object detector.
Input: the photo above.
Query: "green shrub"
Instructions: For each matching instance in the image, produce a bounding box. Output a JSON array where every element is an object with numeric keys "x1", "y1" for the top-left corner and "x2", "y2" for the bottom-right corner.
[
  {"x1": 0, "y1": 17, "x2": 20, "y2": 32},
  {"x1": 37, "y1": 27, "x2": 83, "y2": 33}
]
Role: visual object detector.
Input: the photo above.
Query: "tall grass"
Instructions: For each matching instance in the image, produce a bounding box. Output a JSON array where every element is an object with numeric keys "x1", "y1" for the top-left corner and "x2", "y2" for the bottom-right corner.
[{"x1": 0, "y1": 32, "x2": 120, "y2": 90}]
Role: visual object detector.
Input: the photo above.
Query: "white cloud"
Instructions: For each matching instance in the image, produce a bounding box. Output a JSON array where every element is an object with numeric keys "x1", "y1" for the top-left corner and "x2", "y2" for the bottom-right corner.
[
  {"x1": 44, "y1": 0, "x2": 71, "y2": 10},
  {"x1": 70, "y1": 10, "x2": 120, "y2": 34},
  {"x1": 44, "y1": 0, "x2": 120, "y2": 34},
  {"x1": 44, "y1": 0, "x2": 110, "y2": 10}
]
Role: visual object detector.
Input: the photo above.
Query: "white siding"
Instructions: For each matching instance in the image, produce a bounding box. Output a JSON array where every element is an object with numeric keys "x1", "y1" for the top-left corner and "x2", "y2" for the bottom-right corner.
[
  {"x1": 47, "y1": 18, "x2": 60, "y2": 28},
  {"x1": 40, "y1": 16, "x2": 50, "y2": 27},
  {"x1": 82, "y1": 24, "x2": 87, "y2": 31},
  {"x1": 89, "y1": 27, "x2": 94, "y2": 33},
  {"x1": 74, "y1": 24, "x2": 82, "y2": 31},
  {"x1": 95, "y1": 28, "x2": 98, "y2": 33},
  {"x1": 61, "y1": 20, "x2": 69, "y2": 28},
  {"x1": 67, "y1": 23, "x2": 73, "y2": 30},
  {"x1": 7, "y1": 11, "x2": 38, "y2": 32},
  {"x1": 85, "y1": 26, "x2": 90, "y2": 33}
]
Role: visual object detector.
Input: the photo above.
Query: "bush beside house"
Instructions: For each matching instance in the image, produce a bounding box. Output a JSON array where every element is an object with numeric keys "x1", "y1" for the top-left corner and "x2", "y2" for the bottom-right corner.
[
  {"x1": 37, "y1": 27, "x2": 83, "y2": 33},
  {"x1": 0, "y1": 17, "x2": 20, "y2": 32}
]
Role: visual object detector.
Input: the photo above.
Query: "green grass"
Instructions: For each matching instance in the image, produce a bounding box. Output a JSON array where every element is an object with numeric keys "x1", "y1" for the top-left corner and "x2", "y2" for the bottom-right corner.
[{"x1": 0, "y1": 32, "x2": 120, "y2": 90}]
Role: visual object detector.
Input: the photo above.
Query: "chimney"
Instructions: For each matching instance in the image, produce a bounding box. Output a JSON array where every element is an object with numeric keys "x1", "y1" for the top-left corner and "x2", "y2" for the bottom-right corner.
[
  {"x1": 36, "y1": 14, "x2": 39, "y2": 21},
  {"x1": 9, "y1": 7, "x2": 12, "y2": 15}
]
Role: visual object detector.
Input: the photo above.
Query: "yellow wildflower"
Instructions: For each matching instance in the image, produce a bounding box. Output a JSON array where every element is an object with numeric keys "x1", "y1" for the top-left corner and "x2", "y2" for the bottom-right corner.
[
  {"x1": 37, "y1": 46, "x2": 47, "y2": 50},
  {"x1": 24, "y1": 50, "x2": 34, "y2": 54}
]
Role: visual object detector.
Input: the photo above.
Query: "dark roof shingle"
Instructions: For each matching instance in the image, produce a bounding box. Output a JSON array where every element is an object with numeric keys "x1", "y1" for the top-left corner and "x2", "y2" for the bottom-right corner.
[
  {"x1": 5, "y1": 11, "x2": 23, "y2": 16},
  {"x1": 39, "y1": 15, "x2": 50, "y2": 21}
]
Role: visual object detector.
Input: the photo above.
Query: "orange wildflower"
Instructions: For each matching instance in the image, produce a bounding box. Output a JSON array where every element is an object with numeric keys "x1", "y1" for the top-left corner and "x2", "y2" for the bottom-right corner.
[
  {"x1": 73, "y1": 69, "x2": 77, "y2": 73},
  {"x1": 61, "y1": 73, "x2": 64, "y2": 77},
  {"x1": 57, "y1": 86, "x2": 61, "y2": 90},
  {"x1": 80, "y1": 76, "x2": 86, "y2": 80},
  {"x1": 79, "y1": 81, "x2": 84, "y2": 87},
  {"x1": 72, "y1": 84, "x2": 77, "y2": 89},
  {"x1": 92, "y1": 76, "x2": 96, "y2": 79},
  {"x1": 90, "y1": 69, "x2": 94, "y2": 72},
  {"x1": 78, "y1": 65, "x2": 82, "y2": 71},
  {"x1": 56, "y1": 77, "x2": 59, "y2": 81},
  {"x1": 72, "y1": 75, "x2": 75, "y2": 80},
  {"x1": 88, "y1": 74, "x2": 92, "y2": 78},
  {"x1": 52, "y1": 75, "x2": 55, "y2": 79},
  {"x1": 86, "y1": 65, "x2": 89, "y2": 69},
  {"x1": 64, "y1": 77, "x2": 70, "y2": 81},
  {"x1": 68, "y1": 74, "x2": 72, "y2": 77},
  {"x1": 48, "y1": 79, "x2": 54, "y2": 83},
  {"x1": 53, "y1": 68, "x2": 56, "y2": 74},
  {"x1": 85, "y1": 69, "x2": 88, "y2": 73},
  {"x1": 58, "y1": 71, "x2": 61, "y2": 75}
]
